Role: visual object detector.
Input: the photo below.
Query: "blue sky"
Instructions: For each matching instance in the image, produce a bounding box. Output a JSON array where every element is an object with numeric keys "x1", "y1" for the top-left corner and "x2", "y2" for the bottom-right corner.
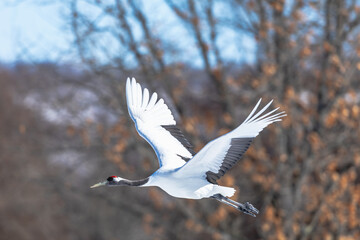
[
  {"x1": 0, "y1": 1, "x2": 74, "y2": 63},
  {"x1": 0, "y1": 0, "x2": 256, "y2": 65}
]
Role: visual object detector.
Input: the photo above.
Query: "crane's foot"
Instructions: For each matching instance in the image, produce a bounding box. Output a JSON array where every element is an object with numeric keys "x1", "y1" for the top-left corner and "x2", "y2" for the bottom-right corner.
[
  {"x1": 211, "y1": 194, "x2": 259, "y2": 217},
  {"x1": 238, "y1": 202, "x2": 259, "y2": 217}
]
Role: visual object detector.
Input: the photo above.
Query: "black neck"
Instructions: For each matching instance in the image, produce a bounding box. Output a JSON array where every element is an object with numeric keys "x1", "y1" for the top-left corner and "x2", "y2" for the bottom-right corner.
[{"x1": 120, "y1": 177, "x2": 149, "y2": 187}]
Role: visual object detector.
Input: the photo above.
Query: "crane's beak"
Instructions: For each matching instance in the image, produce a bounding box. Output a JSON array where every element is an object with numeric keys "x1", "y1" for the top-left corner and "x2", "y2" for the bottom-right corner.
[{"x1": 90, "y1": 181, "x2": 107, "y2": 188}]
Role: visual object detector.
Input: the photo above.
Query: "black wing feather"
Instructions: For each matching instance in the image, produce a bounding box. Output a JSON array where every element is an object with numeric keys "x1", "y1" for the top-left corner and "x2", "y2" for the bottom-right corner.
[
  {"x1": 162, "y1": 125, "x2": 196, "y2": 160},
  {"x1": 206, "y1": 137, "x2": 253, "y2": 184}
]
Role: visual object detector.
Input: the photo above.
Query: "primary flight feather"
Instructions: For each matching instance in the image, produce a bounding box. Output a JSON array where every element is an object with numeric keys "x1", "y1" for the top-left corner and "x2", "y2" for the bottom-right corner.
[{"x1": 91, "y1": 78, "x2": 286, "y2": 217}]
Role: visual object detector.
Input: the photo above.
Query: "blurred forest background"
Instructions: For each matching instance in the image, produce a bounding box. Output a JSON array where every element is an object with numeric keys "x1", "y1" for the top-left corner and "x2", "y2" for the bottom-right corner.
[{"x1": 1, "y1": 0, "x2": 360, "y2": 239}]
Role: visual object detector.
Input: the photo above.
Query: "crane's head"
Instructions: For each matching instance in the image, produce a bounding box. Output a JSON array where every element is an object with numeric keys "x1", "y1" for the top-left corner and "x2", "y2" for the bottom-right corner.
[{"x1": 90, "y1": 175, "x2": 124, "y2": 188}]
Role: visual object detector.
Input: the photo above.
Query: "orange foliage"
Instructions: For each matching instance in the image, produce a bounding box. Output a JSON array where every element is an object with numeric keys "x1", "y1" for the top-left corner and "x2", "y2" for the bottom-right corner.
[
  {"x1": 18, "y1": 124, "x2": 26, "y2": 134},
  {"x1": 148, "y1": 189, "x2": 163, "y2": 209},
  {"x1": 307, "y1": 132, "x2": 323, "y2": 151},
  {"x1": 66, "y1": 125, "x2": 76, "y2": 136},
  {"x1": 113, "y1": 140, "x2": 126, "y2": 153},
  {"x1": 262, "y1": 63, "x2": 277, "y2": 76},
  {"x1": 221, "y1": 175, "x2": 235, "y2": 186},
  {"x1": 81, "y1": 129, "x2": 90, "y2": 147},
  {"x1": 300, "y1": 46, "x2": 312, "y2": 57},
  {"x1": 208, "y1": 206, "x2": 228, "y2": 227},
  {"x1": 185, "y1": 219, "x2": 203, "y2": 232},
  {"x1": 142, "y1": 213, "x2": 154, "y2": 235}
]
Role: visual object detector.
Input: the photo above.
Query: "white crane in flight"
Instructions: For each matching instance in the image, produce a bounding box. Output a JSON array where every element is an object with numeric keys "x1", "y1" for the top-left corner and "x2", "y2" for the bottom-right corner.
[{"x1": 91, "y1": 78, "x2": 286, "y2": 217}]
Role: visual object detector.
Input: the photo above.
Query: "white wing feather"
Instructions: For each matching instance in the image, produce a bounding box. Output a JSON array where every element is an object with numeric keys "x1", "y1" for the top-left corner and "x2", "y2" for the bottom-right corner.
[
  {"x1": 126, "y1": 78, "x2": 193, "y2": 169},
  {"x1": 175, "y1": 99, "x2": 286, "y2": 178}
]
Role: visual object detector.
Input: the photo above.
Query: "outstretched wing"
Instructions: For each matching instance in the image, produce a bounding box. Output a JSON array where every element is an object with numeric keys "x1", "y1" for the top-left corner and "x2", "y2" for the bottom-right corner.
[
  {"x1": 175, "y1": 99, "x2": 286, "y2": 183},
  {"x1": 126, "y1": 78, "x2": 195, "y2": 169}
]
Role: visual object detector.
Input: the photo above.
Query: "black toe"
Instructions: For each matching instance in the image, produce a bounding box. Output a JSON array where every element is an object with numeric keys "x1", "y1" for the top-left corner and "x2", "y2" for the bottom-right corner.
[{"x1": 245, "y1": 202, "x2": 259, "y2": 214}]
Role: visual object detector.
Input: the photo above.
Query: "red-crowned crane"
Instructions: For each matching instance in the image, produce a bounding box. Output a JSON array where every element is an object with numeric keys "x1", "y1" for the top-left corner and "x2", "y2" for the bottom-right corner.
[{"x1": 91, "y1": 78, "x2": 286, "y2": 217}]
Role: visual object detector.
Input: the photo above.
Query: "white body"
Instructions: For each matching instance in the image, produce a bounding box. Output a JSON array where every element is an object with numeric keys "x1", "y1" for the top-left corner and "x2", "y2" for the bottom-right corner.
[
  {"x1": 143, "y1": 169, "x2": 235, "y2": 199},
  {"x1": 125, "y1": 78, "x2": 286, "y2": 200}
]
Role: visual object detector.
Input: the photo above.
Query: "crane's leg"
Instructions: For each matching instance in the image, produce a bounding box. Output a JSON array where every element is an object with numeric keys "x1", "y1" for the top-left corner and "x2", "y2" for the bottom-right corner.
[
  {"x1": 210, "y1": 194, "x2": 259, "y2": 217},
  {"x1": 226, "y1": 198, "x2": 259, "y2": 215}
]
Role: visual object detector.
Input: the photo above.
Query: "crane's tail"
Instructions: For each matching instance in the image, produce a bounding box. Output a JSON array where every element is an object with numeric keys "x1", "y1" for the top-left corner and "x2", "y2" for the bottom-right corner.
[
  {"x1": 215, "y1": 186, "x2": 236, "y2": 198},
  {"x1": 210, "y1": 194, "x2": 259, "y2": 217}
]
